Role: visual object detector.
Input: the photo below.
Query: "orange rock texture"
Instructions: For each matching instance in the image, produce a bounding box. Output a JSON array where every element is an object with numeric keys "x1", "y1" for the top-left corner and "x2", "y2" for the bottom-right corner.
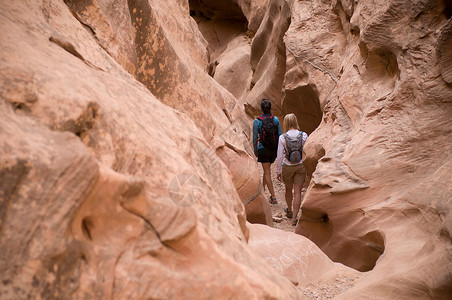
[
  {"x1": 0, "y1": 0, "x2": 292, "y2": 298},
  {"x1": 290, "y1": 0, "x2": 452, "y2": 298},
  {"x1": 1, "y1": 0, "x2": 452, "y2": 299}
]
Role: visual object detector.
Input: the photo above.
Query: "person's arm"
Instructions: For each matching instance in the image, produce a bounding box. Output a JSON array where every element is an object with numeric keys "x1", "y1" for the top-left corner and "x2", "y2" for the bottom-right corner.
[
  {"x1": 302, "y1": 132, "x2": 310, "y2": 187},
  {"x1": 252, "y1": 119, "x2": 259, "y2": 155},
  {"x1": 302, "y1": 132, "x2": 308, "y2": 145},
  {"x1": 276, "y1": 117, "x2": 282, "y2": 136},
  {"x1": 276, "y1": 134, "x2": 285, "y2": 175}
]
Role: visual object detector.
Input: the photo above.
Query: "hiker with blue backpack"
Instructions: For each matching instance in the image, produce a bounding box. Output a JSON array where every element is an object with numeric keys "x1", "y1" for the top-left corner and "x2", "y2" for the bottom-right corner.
[
  {"x1": 253, "y1": 99, "x2": 282, "y2": 204},
  {"x1": 276, "y1": 113, "x2": 308, "y2": 226}
]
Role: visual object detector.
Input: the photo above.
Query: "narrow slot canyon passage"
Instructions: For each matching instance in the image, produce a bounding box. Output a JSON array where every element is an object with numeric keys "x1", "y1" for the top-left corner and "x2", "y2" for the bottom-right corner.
[
  {"x1": 189, "y1": 1, "x2": 371, "y2": 298},
  {"x1": 188, "y1": 0, "x2": 380, "y2": 266},
  {"x1": 188, "y1": 0, "x2": 388, "y2": 286},
  {"x1": 2, "y1": 0, "x2": 451, "y2": 299}
]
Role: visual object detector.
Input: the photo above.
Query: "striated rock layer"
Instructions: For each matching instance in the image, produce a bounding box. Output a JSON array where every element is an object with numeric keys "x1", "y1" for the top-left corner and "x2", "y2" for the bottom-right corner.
[
  {"x1": 0, "y1": 0, "x2": 301, "y2": 298},
  {"x1": 288, "y1": 0, "x2": 452, "y2": 298},
  {"x1": 62, "y1": 0, "x2": 272, "y2": 225},
  {"x1": 2, "y1": 0, "x2": 452, "y2": 299}
]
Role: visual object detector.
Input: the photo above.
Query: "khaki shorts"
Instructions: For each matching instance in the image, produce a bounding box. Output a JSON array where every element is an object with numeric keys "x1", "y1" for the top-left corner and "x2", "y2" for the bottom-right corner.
[{"x1": 282, "y1": 163, "x2": 306, "y2": 185}]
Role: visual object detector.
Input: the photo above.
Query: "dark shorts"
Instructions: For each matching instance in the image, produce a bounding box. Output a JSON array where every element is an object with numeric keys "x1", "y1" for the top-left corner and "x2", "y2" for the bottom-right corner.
[{"x1": 257, "y1": 147, "x2": 277, "y2": 163}]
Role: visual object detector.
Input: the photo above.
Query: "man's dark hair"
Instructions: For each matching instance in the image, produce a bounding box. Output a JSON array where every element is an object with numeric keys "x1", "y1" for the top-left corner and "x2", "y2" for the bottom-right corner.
[{"x1": 260, "y1": 99, "x2": 271, "y2": 114}]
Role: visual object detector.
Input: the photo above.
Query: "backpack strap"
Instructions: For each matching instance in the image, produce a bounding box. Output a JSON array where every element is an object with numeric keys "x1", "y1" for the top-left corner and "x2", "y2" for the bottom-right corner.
[
  {"x1": 258, "y1": 114, "x2": 274, "y2": 120},
  {"x1": 283, "y1": 133, "x2": 291, "y2": 159},
  {"x1": 297, "y1": 132, "x2": 303, "y2": 153},
  {"x1": 298, "y1": 131, "x2": 304, "y2": 148},
  {"x1": 256, "y1": 116, "x2": 264, "y2": 143}
]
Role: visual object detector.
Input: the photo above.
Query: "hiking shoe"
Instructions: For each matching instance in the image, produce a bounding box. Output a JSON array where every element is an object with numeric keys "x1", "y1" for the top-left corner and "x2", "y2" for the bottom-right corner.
[
  {"x1": 284, "y1": 208, "x2": 293, "y2": 218},
  {"x1": 269, "y1": 196, "x2": 277, "y2": 204},
  {"x1": 292, "y1": 219, "x2": 298, "y2": 226}
]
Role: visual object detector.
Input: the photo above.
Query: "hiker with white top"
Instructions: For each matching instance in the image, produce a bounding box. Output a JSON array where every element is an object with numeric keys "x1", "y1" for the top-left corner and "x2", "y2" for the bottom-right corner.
[{"x1": 276, "y1": 113, "x2": 308, "y2": 226}]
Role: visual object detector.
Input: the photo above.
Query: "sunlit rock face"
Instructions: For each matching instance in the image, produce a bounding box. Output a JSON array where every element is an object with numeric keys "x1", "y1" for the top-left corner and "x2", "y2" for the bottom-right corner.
[
  {"x1": 0, "y1": 0, "x2": 303, "y2": 298},
  {"x1": 1, "y1": 0, "x2": 452, "y2": 299},
  {"x1": 283, "y1": 0, "x2": 345, "y2": 134},
  {"x1": 291, "y1": 0, "x2": 452, "y2": 298},
  {"x1": 243, "y1": 0, "x2": 292, "y2": 119},
  {"x1": 59, "y1": 0, "x2": 272, "y2": 225}
]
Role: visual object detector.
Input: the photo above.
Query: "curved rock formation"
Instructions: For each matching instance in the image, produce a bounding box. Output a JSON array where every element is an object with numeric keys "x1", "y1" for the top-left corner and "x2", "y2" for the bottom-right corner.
[
  {"x1": 291, "y1": 0, "x2": 452, "y2": 298},
  {"x1": 283, "y1": 0, "x2": 346, "y2": 134},
  {"x1": 2, "y1": 0, "x2": 452, "y2": 299},
  {"x1": 60, "y1": 0, "x2": 272, "y2": 225},
  {"x1": 243, "y1": 0, "x2": 291, "y2": 118},
  {"x1": 438, "y1": 18, "x2": 452, "y2": 84},
  {"x1": 0, "y1": 0, "x2": 299, "y2": 298},
  {"x1": 248, "y1": 223, "x2": 360, "y2": 288}
]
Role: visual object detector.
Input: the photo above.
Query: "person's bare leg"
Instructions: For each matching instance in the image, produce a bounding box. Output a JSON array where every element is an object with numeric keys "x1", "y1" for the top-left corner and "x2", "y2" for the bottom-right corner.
[
  {"x1": 304, "y1": 175, "x2": 311, "y2": 189},
  {"x1": 262, "y1": 168, "x2": 267, "y2": 192},
  {"x1": 262, "y1": 163, "x2": 276, "y2": 199},
  {"x1": 293, "y1": 173, "x2": 306, "y2": 223},
  {"x1": 285, "y1": 182, "x2": 294, "y2": 213},
  {"x1": 293, "y1": 183, "x2": 303, "y2": 222}
]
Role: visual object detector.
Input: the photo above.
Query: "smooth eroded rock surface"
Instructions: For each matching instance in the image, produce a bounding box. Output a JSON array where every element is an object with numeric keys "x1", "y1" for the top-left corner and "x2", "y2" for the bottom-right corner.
[
  {"x1": 291, "y1": 0, "x2": 452, "y2": 298},
  {"x1": 1, "y1": 0, "x2": 452, "y2": 299},
  {"x1": 0, "y1": 0, "x2": 300, "y2": 298},
  {"x1": 248, "y1": 223, "x2": 359, "y2": 287}
]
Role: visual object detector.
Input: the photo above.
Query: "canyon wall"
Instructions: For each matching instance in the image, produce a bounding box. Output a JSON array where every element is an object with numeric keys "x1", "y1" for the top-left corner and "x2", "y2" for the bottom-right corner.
[
  {"x1": 1, "y1": 0, "x2": 452, "y2": 299},
  {"x1": 61, "y1": 0, "x2": 273, "y2": 225},
  {"x1": 0, "y1": 0, "x2": 294, "y2": 298},
  {"x1": 198, "y1": 0, "x2": 452, "y2": 297},
  {"x1": 290, "y1": 0, "x2": 452, "y2": 298}
]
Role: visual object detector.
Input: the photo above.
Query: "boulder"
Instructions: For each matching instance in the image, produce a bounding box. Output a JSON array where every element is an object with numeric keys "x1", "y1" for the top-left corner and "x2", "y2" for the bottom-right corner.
[{"x1": 248, "y1": 223, "x2": 359, "y2": 287}]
